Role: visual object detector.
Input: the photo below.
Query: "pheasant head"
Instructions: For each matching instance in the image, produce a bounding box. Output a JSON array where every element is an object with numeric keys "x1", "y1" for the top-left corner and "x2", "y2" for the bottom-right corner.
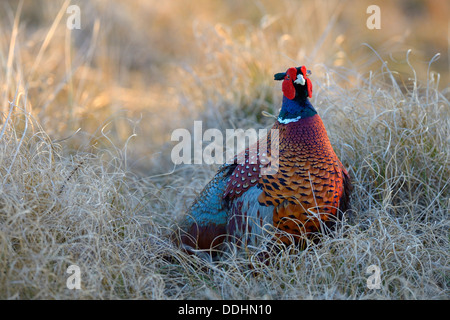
[
  {"x1": 274, "y1": 66, "x2": 312, "y2": 101},
  {"x1": 274, "y1": 66, "x2": 315, "y2": 124}
]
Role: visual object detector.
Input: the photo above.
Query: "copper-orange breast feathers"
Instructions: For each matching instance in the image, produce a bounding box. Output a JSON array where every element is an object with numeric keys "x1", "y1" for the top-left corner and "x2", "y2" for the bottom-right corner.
[{"x1": 257, "y1": 115, "x2": 351, "y2": 245}]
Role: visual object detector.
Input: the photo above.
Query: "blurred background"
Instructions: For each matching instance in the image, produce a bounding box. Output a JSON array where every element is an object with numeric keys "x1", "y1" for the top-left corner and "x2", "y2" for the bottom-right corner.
[{"x1": 1, "y1": 0, "x2": 448, "y2": 174}]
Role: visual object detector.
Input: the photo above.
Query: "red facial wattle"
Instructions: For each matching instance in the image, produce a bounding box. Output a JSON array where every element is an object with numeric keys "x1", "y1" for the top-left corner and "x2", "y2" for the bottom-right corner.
[
  {"x1": 282, "y1": 67, "x2": 298, "y2": 100},
  {"x1": 300, "y1": 66, "x2": 312, "y2": 98},
  {"x1": 306, "y1": 78, "x2": 312, "y2": 98}
]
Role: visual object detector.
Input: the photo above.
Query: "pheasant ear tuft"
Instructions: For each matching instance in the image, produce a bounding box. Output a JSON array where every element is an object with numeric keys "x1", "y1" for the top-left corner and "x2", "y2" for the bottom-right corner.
[
  {"x1": 274, "y1": 73, "x2": 286, "y2": 81},
  {"x1": 300, "y1": 66, "x2": 307, "y2": 77}
]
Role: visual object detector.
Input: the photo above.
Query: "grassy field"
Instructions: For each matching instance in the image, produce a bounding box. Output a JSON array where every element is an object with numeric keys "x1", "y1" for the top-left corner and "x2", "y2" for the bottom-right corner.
[{"x1": 0, "y1": 0, "x2": 448, "y2": 299}]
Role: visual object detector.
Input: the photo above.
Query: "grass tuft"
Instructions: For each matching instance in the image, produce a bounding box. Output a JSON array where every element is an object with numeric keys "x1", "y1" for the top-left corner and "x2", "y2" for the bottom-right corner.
[{"x1": 0, "y1": 0, "x2": 448, "y2": 299}]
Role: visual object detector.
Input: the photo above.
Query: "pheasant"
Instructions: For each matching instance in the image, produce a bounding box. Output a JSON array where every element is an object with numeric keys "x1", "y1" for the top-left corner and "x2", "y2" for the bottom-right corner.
[{"x1": 174, "y1": 66, "x2": 352, "y2": 256}]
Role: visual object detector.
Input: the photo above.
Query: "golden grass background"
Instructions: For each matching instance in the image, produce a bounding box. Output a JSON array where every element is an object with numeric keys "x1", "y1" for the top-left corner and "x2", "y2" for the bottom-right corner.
[{"x1": 0, "y1": 0, "x2": 448, "y2": 299}]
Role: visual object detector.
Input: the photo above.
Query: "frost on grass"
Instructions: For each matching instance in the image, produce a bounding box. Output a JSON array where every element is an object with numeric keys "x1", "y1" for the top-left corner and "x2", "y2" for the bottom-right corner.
[
  {"x1": 2, "y1": 57, "x2": 448, "y2": 299},
  {"x1": 0, "y1": 0, "x2": 448, "y2": 299},
  {"x1": 168, "y1": 60, "x2": 449, "y2": 299},
  {"x1": 0, "y1": 103, "x2": 170, "y2": 299}
]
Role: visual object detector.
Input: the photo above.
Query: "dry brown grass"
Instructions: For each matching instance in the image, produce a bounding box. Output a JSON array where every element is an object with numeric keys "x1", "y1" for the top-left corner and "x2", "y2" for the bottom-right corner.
[{"x1": 0, "y1": 0, "x2": 448, "y2": 299}]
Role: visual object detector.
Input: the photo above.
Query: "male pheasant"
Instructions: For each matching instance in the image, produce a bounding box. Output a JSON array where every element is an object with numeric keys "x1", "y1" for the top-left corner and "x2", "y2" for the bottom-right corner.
[{"x1": 174, "y1": 66, "x2": 352, "y2": 255}]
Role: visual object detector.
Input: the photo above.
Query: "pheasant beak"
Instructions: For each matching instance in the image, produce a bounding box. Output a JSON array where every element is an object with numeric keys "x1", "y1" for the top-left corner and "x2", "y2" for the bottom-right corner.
[{"x1": 294, "y1": 74, "x2": 306, "y2": 85}]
